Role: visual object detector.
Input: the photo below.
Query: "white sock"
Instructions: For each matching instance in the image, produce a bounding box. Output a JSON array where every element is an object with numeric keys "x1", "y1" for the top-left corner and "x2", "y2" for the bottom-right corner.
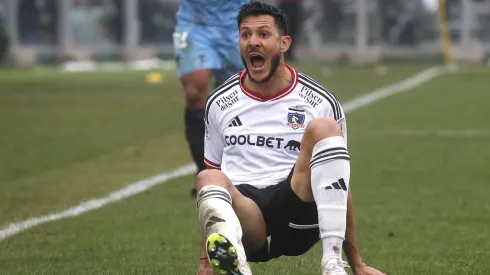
[
  {"x1": 196, "y1": 185, "x2": 251, "y2": 274},
  {"x1": 310, "y1": 136, "x2": 350, "y2": 266}
]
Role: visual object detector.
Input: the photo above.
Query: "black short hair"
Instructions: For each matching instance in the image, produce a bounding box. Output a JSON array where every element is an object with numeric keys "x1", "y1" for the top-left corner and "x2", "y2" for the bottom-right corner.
[{"x1": 237, "y1": 1, "x2": 289, "y2": 35}]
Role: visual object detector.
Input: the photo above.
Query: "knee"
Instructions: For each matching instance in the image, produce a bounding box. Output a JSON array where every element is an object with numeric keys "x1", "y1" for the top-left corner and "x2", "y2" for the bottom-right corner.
[
  {"x1": 195, "y1": 169, "x2": 231, "y2": 193},
  {"x1": 184, "y1": 86, "x2": 206, "y2": 106},
  {"x1": 183, "y1": 81, "x2": 208, "y2": 108},
  {"x1": 304, "y1": 117, "x2": 342, "y2": 144}
]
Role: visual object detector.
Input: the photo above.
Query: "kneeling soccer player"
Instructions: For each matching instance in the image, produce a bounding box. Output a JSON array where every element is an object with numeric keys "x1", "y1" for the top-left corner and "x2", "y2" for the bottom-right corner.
[{"x1": 195, "y1": 2, "x2": 386, "y2": 275}]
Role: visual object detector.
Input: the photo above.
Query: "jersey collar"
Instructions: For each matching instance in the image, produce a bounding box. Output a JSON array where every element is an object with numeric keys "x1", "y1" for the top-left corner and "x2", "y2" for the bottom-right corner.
[{"x1": 239, "y1": 64, "x2": 299, "y2": 102}]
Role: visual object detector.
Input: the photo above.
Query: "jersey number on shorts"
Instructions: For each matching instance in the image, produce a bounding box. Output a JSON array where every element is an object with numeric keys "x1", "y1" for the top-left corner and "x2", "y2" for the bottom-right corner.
[{"x1": 173, "y1": 32, "x2": 189, "y2": 49}]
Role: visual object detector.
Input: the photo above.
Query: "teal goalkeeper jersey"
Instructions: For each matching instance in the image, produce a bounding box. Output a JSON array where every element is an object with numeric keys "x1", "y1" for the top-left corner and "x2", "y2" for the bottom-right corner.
[{"x1": 176, "y1": 0, "x2": 250, "y2": 27}]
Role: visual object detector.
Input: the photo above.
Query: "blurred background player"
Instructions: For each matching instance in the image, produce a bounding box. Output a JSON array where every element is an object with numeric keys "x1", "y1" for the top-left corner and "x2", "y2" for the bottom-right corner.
[
  {"x1": 173, "y1": 0, "x2": 250, "y2": 197},
  {"x1": 0, "y1": 3, "x2": 9, "y2": 64}
]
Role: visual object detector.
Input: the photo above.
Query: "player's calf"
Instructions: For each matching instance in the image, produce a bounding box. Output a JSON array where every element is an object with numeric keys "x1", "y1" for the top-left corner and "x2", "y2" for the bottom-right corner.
[
  {"x1": 181, "y1": 71, "x2": 211, "y2": 197},
  {"x1": 196, "y1": 170, "x2": 240, "y2": 243},
  {"x1": 292, "y1": 118, "x2": 350, "y2": 272},
  {"x1": 182, "y1": 76, "x2": 208, "y2": 168},
  {"x1": 195, "y1": 170, "x2": 252, "y2": 274}
]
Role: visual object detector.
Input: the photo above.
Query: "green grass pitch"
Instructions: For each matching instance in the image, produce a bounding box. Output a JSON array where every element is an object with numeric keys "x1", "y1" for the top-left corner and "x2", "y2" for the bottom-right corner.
[{"x1": 0, "y1": 63, "x2": 489, "y2": 275}]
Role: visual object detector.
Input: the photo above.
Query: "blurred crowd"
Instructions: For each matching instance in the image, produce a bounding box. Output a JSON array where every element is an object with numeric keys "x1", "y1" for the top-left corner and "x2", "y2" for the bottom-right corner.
[
  {"x1": 0, "y1": 0, "x2": 179, "y2": 46},
  {"x1": 0, "y1": 0, "x2": 489, "y2": 59}
]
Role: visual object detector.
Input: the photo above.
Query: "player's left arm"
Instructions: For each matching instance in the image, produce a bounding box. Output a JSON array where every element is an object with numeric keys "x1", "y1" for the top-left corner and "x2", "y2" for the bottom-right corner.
[
  {"x1": 344, "y1": 191, "x2": 386, "y2": 275},
  {"x1": 343, "y1": 190, "x2": 364, "y2": 271},
  {"x1": 329, "y1": 108, "x2": 363, "y2": 268},
  {"x1": 336, "y1": 111, "x2": 385, "y2": 274},
  {"x1": 322, "y1": 102, "x2": 385, "y2": 274}
]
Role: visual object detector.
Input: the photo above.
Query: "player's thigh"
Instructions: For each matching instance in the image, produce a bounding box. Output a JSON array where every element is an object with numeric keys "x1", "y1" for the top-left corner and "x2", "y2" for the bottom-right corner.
[
  {"x1": 263, "y1": 174, "x2": 320, "y2": 260},
  {"x1": 290, "y1": 117, "x2": 342, "y2": 202},
  {"x1": 230, "y1": 186, "x2": 267, "y2": 251},
  {"x1": 289, "y1": 135, "x2": 315, "y2": 202},
  {"x1": 173, "y1": 24, "x2": 222, "y2": 80}
]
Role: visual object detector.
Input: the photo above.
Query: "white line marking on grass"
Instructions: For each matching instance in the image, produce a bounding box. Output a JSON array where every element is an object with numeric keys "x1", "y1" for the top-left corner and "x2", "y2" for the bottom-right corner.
[
  {"x1": 0, "y1": 164, "x2": 196, "y2": 241},
  {"x1": 342, "y1": 66, "x2": 445, "y2": 113},
  {"x1": 0, "y1": 66, "x2": 446, "y2": 242}
]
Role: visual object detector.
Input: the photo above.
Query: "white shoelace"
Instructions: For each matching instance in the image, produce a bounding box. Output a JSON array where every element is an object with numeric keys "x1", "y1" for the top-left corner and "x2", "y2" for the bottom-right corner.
[{"x1": 323, "y1": 257, "x2": 350, "y2": 274}]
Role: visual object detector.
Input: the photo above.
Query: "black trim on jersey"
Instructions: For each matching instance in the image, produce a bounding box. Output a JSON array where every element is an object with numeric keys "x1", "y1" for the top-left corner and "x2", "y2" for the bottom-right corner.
[
  {"x1": 288, "y1": 107, "x2": 305, "y2": 113},
  {"x1": 299, "y1": 78, "x2": 340, "y2": 121},
  {"x1": 205, "y1": 73, "x2": 239, "y2": 107},
  {"x1": 206, "y1": 72, "x2": 239, "y2": 100},
  {"x1": 204, "y1": 75, "x2": 240, "y2": 123},
  {"x1": 208, "y1": 72, "x2": 240, "y2": 97},
  {"x1": 298, "y1": 73, "x2": 343, "y2": 121},
  {"x1": 299, "y1": 73, "x2": 342, "y2": 116}
]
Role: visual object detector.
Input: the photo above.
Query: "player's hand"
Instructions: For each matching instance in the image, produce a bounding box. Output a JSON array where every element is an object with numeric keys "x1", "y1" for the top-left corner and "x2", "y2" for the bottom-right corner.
[
  {"x1": 197, "y1": 258, "x2": 214, "y2": 275},
  {"x1": 353, "y1": 263, "x2": 386, "y2": 275}
]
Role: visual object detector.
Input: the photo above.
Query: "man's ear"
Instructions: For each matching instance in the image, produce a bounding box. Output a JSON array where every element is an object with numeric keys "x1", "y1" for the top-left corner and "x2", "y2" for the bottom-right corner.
[{"x1": 280, "y1": 35, "x2": 292, "y2": 53}]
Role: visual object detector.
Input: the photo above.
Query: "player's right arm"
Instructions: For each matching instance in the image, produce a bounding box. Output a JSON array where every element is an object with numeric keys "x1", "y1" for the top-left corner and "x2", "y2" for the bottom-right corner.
[
  {"x1": 203, "y1": 102, "x2": 224, "y2": 170},
  {"x1": 198, "y1": 237, "x2": 214, "y2": 275}
]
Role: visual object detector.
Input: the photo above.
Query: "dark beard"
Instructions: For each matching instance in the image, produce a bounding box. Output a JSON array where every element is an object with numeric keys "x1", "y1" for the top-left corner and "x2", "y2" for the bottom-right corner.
[{"x1": 241, "y1": 53, "x2": 281, "y2": 84}]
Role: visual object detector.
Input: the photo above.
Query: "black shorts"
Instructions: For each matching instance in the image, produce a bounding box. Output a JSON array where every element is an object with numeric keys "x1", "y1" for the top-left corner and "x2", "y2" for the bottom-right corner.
[{"x1": 235, "y1": 168, "x2": 320, "y2": 262}]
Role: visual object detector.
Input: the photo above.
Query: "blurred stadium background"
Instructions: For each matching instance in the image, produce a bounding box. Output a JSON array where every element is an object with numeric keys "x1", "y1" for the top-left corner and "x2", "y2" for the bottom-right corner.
[
  {"x1": 1, "y1": 0, "x2": 490, "y2": 67},
  {"x1": 0, "y1": 1, "x2": 489, "y2": 275}
]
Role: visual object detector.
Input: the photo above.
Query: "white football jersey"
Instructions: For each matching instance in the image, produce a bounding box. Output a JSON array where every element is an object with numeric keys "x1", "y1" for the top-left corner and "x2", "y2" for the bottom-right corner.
[{"x1": 204, "y1": 65, "x2": 347, "y2": 188}]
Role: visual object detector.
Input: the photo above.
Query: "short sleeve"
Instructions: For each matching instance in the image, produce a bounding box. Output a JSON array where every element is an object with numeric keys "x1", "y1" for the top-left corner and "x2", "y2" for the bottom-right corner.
[
  {"x1": 337, "y1": 115, "x2": 348, "y2": 146},
  {"x1": 320, "y1": 98, "x2": 348, "y2": 146},
  {"x1": 204, "y1": 109, "x2": 224, "y2": 169}
]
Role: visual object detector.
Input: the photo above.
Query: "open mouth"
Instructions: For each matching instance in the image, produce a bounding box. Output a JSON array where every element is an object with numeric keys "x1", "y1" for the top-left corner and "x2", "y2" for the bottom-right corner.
[{"x1": 249, "y1": 53, "x2": 265, "y2": 69}]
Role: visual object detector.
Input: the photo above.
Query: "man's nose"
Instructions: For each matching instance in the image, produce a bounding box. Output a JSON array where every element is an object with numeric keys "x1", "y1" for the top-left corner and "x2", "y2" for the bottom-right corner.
[{"x1": 248, "y1": 34, "x2": 261, "y2": 48}]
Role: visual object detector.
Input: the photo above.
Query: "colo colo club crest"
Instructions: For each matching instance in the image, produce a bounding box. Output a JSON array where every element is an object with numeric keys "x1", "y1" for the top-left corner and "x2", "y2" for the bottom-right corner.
[{"x1": 286, "y1": 107, "x2": 306, "y2": 130}]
